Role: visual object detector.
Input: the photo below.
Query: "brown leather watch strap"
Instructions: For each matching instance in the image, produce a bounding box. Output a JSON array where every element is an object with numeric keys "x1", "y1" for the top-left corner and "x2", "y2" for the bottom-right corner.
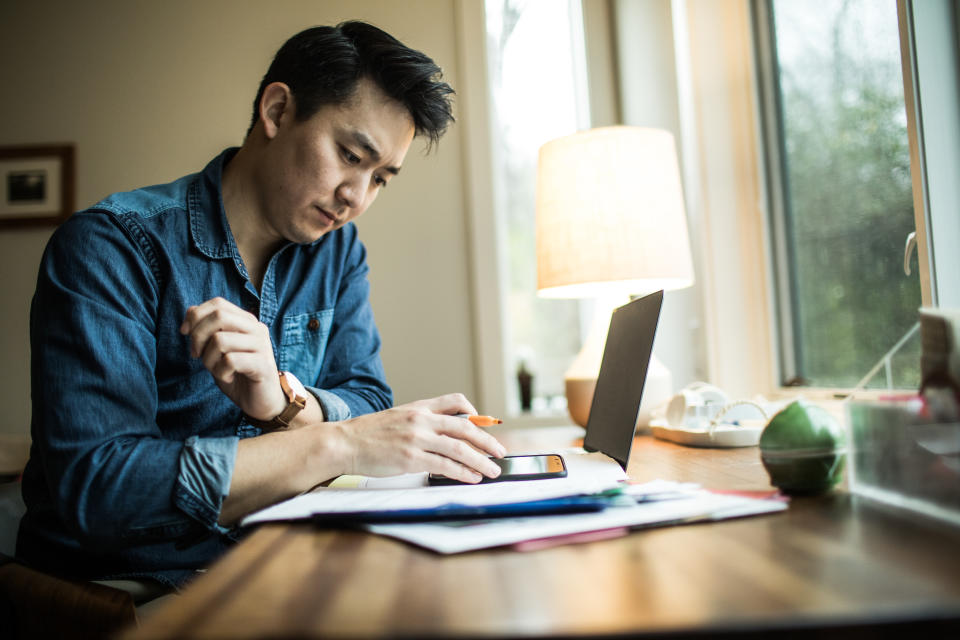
[{"x1": 246, "y1": 371, "x2": 307, "y2": 430}]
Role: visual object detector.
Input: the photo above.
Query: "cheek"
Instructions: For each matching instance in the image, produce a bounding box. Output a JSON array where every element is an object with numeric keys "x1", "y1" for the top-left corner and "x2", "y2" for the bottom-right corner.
[
  {"x1": 291, "y1": 139, "x2": 337, "y2": 187},
  {"x1": 307, "y1": 156, "x2": 342, "y2": 196},
  {"x1": 315, "y1": 166, "x2": 339, "y2": 193}
]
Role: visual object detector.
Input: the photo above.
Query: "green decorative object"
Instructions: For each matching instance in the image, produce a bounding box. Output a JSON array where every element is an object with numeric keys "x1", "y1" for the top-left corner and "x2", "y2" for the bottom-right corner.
[{"x1": 759, "y1": 400, "x2": 846, "y2": 494}]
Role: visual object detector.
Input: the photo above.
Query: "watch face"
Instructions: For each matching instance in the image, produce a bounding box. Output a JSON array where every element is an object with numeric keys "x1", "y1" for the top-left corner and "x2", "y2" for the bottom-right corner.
[{"x1": 281, "y1": 371, "x2": 308, "y2": 400}]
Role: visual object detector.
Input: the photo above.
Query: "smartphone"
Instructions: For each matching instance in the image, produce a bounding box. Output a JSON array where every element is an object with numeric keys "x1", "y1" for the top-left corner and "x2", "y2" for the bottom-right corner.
[{"x1": 428, "y1": 454, "x2": 567, "y2": 486}]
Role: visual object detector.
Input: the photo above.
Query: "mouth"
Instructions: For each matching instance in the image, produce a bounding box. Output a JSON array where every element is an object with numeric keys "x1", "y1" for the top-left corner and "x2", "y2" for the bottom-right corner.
[{"x1": 315, "y1": 206, "x2": 340, "y2": 226}]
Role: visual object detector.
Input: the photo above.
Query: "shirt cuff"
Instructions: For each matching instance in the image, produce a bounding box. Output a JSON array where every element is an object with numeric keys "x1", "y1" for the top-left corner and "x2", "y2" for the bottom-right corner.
[
  {"x1": 174, "y1": 435, "x2": 238, "y2": 534},
  {"x1": 306, "y1": 386, "x2": 352, "y2": 422}
]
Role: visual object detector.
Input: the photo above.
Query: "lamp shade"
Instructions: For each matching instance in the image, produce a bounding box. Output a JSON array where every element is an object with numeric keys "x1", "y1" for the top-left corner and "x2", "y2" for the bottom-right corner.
[{"x1": 536, "y1": 126, "x2": 695, "y2": 298}]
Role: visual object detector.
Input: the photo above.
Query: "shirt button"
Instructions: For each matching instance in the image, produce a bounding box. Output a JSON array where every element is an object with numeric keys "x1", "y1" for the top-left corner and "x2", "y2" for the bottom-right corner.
[{"x1": 307, "y1": 317, "x2": 320, "y2": 331}]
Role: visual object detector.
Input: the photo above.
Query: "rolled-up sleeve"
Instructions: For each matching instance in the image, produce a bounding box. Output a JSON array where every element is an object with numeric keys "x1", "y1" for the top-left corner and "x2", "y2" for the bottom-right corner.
[
  {"x1": 175, "y1": 436, "x2": 238, "y2": 533},
  {"x1": 306, "y1": 387, "x2": 353, "y2": 422},
  {"x1": 30, "y1": 212, "x2": 238, "y2": 545}
]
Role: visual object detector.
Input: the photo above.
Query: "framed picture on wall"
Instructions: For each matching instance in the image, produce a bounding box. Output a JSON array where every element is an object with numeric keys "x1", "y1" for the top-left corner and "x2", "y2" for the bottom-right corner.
[{"x1": 0, "y1": 144, "x2": 75, "y2": 229}]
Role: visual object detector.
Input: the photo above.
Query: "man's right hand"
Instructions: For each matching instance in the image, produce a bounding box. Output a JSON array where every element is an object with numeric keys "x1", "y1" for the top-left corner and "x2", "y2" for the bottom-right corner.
[
  {"x1": 327, "y1": 393, "x2": 507, "y2": 484},
  {"x1": 180, "y1": 297, "x2": 288, "y2": 422}
]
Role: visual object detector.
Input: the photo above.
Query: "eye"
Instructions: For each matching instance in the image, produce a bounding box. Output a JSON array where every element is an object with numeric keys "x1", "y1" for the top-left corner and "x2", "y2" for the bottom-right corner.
[
  {"x1": 340, "y1": 146, "x2": 361, "y2": 165},
  {"x1": 373, "y1": 174, "x2": 387, "y2": 188}
]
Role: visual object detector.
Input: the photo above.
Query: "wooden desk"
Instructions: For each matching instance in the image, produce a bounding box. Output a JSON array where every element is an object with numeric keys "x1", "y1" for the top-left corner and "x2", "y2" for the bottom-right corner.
[{"x1": 129, "y1": 428, "x2": 960, "y2": 638}]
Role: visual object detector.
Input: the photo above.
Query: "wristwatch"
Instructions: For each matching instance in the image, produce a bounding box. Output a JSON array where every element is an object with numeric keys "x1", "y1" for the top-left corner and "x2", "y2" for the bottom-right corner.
[{"x1": 249, "y1": 371, "x2": 308, "y2": 430}]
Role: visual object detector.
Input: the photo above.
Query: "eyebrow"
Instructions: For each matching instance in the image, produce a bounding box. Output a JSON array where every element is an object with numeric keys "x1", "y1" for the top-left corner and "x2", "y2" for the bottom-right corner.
[{"x1": 352, "y1": 131, "x2": 401, "y2": 175}]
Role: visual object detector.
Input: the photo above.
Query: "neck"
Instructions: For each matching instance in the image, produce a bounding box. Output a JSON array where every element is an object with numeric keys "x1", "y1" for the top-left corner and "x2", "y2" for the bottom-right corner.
[{"x1": 221, "y1": 144, "x2": 281, "y2": 290}]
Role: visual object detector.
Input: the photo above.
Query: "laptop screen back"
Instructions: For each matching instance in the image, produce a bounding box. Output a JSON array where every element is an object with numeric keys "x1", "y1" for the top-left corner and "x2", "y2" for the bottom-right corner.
[{"x1": 582, "y1": 290, "x2": 663, "y2": 470}]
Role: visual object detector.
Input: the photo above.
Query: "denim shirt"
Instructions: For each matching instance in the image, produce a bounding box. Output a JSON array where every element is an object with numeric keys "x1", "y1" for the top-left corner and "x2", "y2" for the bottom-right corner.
[{"x1": 17, "y1": 148, "x2": 393, "y2": 588}]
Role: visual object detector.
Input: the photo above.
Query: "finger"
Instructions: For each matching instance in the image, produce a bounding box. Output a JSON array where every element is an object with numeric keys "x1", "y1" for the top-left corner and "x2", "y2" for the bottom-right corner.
[
  {"x1": 422, "y1": 392, "x2": 478, "y2": 417},
  {"x1": 199, "y1": 331, "x2": 266, "y2": 373},
  {"x1": 422, "y1": 451, "x2": 484, "y2": 484},
  {"x1": 426, "y1": 434, "x2": 502, "y2": 478},
  {"x1": 187, "y1": 306, "x2": 261, "y2": 358},
  {"x1": 180, "y1": 297, "x2": 242, "y2": 333},
  {"x1": 208, "y1": 350, "x2": 277, "y2": 385},
  {"x1": 180, "y1": 298, "x2": 254, "y2": 346},
  {"x1": 436, "y1": 417, "x2": 507, "y2": 459},
  {"x1": 189, "y1": 304, "x2": 257, "y2": 339}
]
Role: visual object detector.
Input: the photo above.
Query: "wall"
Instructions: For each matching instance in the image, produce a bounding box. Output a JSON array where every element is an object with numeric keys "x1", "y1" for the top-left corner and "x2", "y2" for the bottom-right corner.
[{"x1": 0, "y1": 0, "x2": 475, "y2": 435}]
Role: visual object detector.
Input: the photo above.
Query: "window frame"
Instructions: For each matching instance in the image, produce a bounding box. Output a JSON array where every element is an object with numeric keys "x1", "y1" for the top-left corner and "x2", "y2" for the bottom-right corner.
[
  {"x1": 749, "y1": 0, "x2": 937, "y2": 394},
  {"x1": 674, "y1": 0, "x2": 777, "y2": 400},
  {"x1": 751, "y1": 0, "x2": 800, "y2": 385},
  {"x1": 897, "y1": 0, "x2": 960, "y2": 309}
]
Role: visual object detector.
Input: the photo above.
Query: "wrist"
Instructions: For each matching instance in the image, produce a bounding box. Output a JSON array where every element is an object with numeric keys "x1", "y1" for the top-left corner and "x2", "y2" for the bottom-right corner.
[
  {"x1": 297, "y1": 422, "x2": 352, "y2": 480},
  {"x1": 317, "y1": 420, "x2": 353, "y2": 477},
  {"x1": 286, "y1": 391, "x2": 323, "y2": 429},
  {"x1": 247, "y1": 371, "x2": 307, "y2": 430}
]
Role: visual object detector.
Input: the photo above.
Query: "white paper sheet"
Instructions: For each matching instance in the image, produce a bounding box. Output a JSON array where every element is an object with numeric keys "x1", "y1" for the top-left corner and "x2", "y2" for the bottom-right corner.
[
  {"x1": 240, "y1": 451, "x2": 627, "y2": 527},
  {"x1": 366, "y1": 492, "x2": 787, "y2": 554}
]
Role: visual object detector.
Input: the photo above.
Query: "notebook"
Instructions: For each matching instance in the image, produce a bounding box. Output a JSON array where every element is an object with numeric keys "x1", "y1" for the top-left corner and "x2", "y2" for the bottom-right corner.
[{"x1": 582, "y1": 289, "x2": 663, "y2": 470}]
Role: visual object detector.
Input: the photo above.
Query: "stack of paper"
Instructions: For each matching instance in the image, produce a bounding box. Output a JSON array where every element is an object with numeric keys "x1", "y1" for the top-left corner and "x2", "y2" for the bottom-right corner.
[
  {"x1": 367, "y1": 482, "x2": 786, "y2": 554},
  {"x1": 239, "y1": 452, "x2": 787, "y2": 553}
]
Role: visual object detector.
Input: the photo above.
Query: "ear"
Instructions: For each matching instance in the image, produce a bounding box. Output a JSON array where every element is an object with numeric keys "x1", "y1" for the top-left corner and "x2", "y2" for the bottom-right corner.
[{"x1": 259, "y1": 82, "x2": 294, "y2": 140}]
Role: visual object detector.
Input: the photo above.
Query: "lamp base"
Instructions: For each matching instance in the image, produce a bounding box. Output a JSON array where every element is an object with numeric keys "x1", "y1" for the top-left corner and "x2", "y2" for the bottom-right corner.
[
  {"x1": 565, "y1": 354, "x2": 674, "y2": 430},
  {"x1": 565, "y1": 377, "x2": 596, "y2": 428}
]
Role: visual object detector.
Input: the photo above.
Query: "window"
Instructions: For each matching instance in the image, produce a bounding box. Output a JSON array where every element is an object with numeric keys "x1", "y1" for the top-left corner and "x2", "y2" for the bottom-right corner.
[
  {"x1": 484, "y1": 0, "x2": 590, "y2": 414},
  {"x1": 899, "y1": 0, "x2": 960, "y2": 310},
  {"x1": 755, "y1": 0, "x2": 922, "y2": 389}
]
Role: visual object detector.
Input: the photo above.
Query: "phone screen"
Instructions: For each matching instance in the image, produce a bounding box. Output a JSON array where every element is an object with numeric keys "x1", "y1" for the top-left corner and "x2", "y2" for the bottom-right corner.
[{"x1": 428, "y1": 454, "x2": 567, "y2": 485}]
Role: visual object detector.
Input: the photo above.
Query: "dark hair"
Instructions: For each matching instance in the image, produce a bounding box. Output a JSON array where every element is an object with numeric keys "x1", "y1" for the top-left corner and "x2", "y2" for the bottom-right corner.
[{"x1": 248, "y1": 21, "x2": 455, "y2": 149}]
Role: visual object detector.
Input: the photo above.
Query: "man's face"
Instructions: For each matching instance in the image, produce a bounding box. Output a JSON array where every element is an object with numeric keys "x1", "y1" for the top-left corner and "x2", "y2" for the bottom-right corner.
[{"x1": 257, "y1": 77, "x2": 416, "y2": 245}]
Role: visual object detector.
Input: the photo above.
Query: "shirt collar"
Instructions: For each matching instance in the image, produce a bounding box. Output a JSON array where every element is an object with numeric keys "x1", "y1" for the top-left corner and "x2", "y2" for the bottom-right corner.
[{"x1": 189, "y1": 148, "x2": 241, "y2": 259}]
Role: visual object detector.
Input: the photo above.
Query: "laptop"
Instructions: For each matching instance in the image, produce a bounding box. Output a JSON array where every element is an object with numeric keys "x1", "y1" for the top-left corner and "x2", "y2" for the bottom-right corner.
[
  {"x1": 582, "y1": 289, "x2": 664, "y2": 470},
  {"x1": 448, "y1": 288, "x2": 664, "y2": 480}
]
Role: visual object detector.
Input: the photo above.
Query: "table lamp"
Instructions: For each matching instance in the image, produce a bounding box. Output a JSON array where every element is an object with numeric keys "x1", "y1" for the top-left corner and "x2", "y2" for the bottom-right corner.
[{"x1": 536, "y1": 126, "x2": 695, "y2": 427}]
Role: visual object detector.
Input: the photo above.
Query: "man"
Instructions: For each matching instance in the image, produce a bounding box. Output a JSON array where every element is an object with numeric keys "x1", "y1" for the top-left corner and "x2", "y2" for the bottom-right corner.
[{"x1": 18, "y1": 21, "x2": 504, "y2": 591}]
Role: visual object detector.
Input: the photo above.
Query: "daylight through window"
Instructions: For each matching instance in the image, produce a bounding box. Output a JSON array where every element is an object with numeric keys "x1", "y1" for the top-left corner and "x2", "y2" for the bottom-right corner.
[
  {"x1": 757, "y1": 0, "x2": 922, "y2": 389},
  {"x1": 485, "y1": 0, "x2": 589, "y2": 413}
]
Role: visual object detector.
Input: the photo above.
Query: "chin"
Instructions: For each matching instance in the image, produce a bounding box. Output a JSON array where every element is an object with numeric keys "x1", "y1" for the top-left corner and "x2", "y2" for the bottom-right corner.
[
  {"x1": 308, "y1": 225, "x2": 337, "y2": 243},
  {"x1": 304, "y1": 232, "x2": 329, "y2": 244}
]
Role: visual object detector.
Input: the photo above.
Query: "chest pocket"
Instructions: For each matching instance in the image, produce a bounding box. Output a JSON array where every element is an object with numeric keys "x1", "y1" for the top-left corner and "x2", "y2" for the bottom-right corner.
[{"x1": 278, "y1": 309, "x2": 334, "y2": 387}]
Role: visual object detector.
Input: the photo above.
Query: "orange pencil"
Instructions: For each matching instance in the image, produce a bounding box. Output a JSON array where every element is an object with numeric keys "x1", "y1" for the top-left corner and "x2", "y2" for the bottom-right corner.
[{"x1": 458, "y1": 414, "x2": 503, "y2": 427}]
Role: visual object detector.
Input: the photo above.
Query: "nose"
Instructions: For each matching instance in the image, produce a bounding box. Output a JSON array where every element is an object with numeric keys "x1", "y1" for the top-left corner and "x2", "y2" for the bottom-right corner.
[{"x1": 335, "y1": 173, "x2": 364, "y2": 211}]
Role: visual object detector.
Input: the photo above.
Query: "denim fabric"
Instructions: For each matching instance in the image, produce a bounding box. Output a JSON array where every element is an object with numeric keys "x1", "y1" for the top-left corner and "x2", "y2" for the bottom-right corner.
[{"x1": 17, "y1": 148, "x2": 393, "y2": 588}]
